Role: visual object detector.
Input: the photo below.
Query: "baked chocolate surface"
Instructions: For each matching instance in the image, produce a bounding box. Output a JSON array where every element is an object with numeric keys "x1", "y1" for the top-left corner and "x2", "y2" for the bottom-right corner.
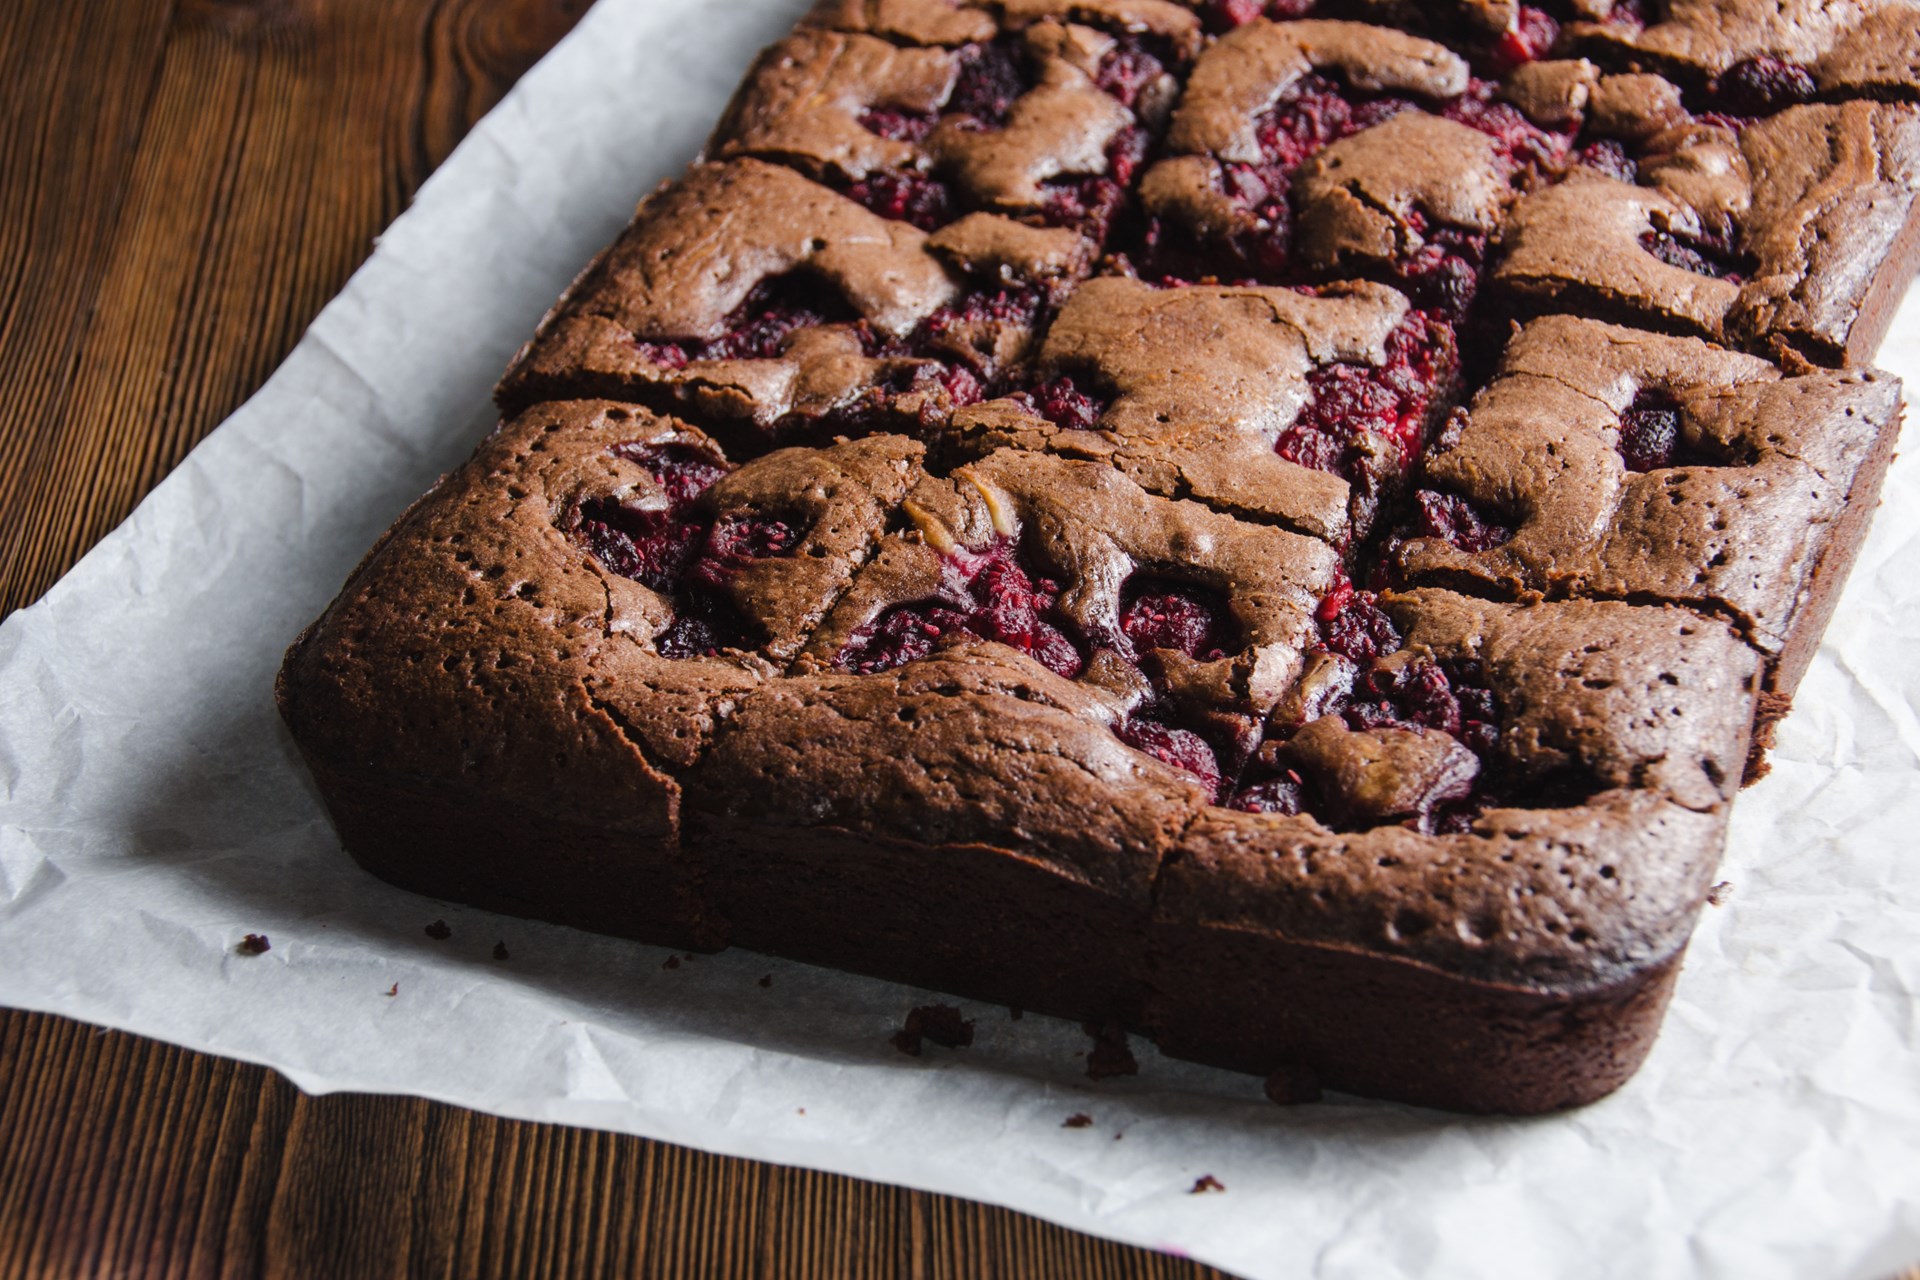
[{"x1": 285, "y1": 3, "x2": 1920, "y2": 1112}]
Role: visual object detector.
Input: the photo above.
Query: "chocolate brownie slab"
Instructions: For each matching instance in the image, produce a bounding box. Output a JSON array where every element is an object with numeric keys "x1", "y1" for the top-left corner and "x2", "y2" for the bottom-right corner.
[
  {"x1": 1391, "y1": 316, "x2": 1905, "y2": 706},
  {"x1": 278, "y1": 401, "x2": 924, "y2": 949}
]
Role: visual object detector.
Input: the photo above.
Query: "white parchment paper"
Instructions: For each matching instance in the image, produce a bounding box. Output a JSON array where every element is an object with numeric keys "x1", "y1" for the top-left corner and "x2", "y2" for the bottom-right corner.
[{"x1": 3, "y1": 2, "x2": 1918, "y2": 1275}]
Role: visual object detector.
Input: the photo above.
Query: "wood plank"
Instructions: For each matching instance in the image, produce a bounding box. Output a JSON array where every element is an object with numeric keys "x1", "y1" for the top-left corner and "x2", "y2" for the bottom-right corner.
[
  {"x1": 0, "y1": 1011, "x2": 1235, "y2": 1279},
  {"x1": 0, "y1": 0, "x2": 591, "y2": 616}
]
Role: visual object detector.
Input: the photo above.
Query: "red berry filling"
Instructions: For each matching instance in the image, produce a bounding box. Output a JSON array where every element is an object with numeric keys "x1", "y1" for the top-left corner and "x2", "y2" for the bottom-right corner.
[
  {"x1": 1200, "y1": 0, "x2": 1317, "y2": 33},
  {"x1": 1406, "y1": 488, "x2": 1514, "y2": 551},
  {"x1": 1490, "y1": 7, "x2": 1561, "y2": 75},
  {"x1": 1117, "y1": 717, "x2": 1226, "y2": 796},
  {"x1": 1224, "y1": 586, "x2": 1503, "y2": 828},
  {"x1": 844, "y1": 170, "x2": 955, "y2": 231},
  {"x1": 1006, "y1": 374, "x2": 1109, "y2": 432},
  {"x1": 630, "y1": 277, "x2": 860, "y2": 370},
  {"x1": 569, "y1": 443, "x2": 800, "y2": 658},
  {"x1": 610, "y1": 441, "x2": 729, "y2": 504},
  {"x1": 857, "y1": 106, "x2": 938, "y2": 145},
  {"x1": 1711, "y1": 56, "x2": 1817, "y2": 117},
  {"x1": 1038, "y1": 127, "x2": 1148, "y2": 240},
  {"x1": 1316, "y1": 579, "x2": 1400, "y2": 664},
  {"x1": 1638, "y1": 226, "x2": 1750, "y2": 282},
  {"x1": 842, "y1": 35, "x2": 1170, "y2": 241},
  {"x1": 1277, "y1": 310, "x2": 1457, "y2": 509},
  {"x1": 1120, "y1": 579, "x2": 1235, "y2": 662},
  {"x1": 1575, "y1": 139, "x2": 1638, "y2": 183},
  {"x1": 1133, "y1": 79, "x2": 1566, "y2": 312},
  {"x1": 1092, "y1": 36, "x2": 1181, "y2": 112},
  {"x1": 836, "y1": 534, "x2": 1255, "y2": 796},
  {"x1": 1344, "y1": 656, "x2": 1499, "y2": 754},
  {"x1": 837, "y1": 537, "x2": 1087, "y2": 678},
  {"x1": 628, "y1": 272, "x2": 1054, "y2": 434},
  {"x1": 1614, "y1": 389, "x2": 1723, "y2": 472},
  {"x1": 947, "y1": 37, "x2": 1029, "y2": 126}
]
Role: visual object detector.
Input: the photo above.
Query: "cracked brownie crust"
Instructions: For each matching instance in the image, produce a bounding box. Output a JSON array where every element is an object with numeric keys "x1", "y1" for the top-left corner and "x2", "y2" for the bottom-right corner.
[{"x1": 284, "y1": 2, "x2": 1920, "y2": 1112}]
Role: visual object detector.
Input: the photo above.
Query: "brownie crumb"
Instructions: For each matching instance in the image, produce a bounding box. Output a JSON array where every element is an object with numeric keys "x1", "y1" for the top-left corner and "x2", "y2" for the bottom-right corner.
[
  {"x1": 758, "y1": 974, "x2": 773, "y2": 988},
  {"x1": 1009, "y1": 1006, "x2": 1024, "y2": 1021},
  {"x1": 1190, "y1": 1175, "x2": 1226, "y2": 1194},
  {"x1": 493, "y1": 941, "x2": 511, "y2": 961},
  {"x1": 1082, "y1": 1021, "x2": 1139, "y2": 1081},
  {"x1": 1263, "y1": 1062, "x2": 1324, "y2": 1106},
  {"x1": 424, "y1": 920, "x2": 452, "y2": 941},
  {"x1": 1062, "y1": 1113, "x2": 1095, "y2": 1129},
  {"x1": 1707, "y1": 881, "x2": 1734, "y2": 906},
  {"x1": 663, "y1": 955, "x2": 681, "y2": 970},
  {"x1": 386, "y1": 982, "x2": 400, "y2": 997},
  {"x1": 892, "y1": 1004, "x2": 976, "y2": 1056},
  {"x1": 236, "y1": 934, "x2": 271, "y2": 956}
]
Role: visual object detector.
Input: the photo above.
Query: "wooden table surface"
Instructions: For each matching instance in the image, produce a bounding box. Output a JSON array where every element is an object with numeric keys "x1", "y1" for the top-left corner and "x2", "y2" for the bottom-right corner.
[{"x1": 0, "y1": 1, "x2": 1235, "y2": 1276}]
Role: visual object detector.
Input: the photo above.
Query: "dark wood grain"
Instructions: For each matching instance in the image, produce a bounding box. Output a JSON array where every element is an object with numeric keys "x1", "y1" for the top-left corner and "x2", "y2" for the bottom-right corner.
[{"x1": 0, "y1": 1, "x2": 1234, "y2": 1275}]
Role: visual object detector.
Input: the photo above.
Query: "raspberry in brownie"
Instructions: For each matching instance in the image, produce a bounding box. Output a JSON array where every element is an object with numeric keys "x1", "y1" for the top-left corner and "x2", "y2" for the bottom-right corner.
[
  {"x1": 801, "y1": 448, "x2": 1341, "y2": 798},
  {"x1": 1387, "y1": 315, "x2": 1905, "y2": 712},
  {"x1": 1494, "y1": 87, "x2": 1920, "y2": 365},
  {"x1": 1129, "y1": 20, "x2": 1569, "y2": 316},
  {"x1": 570, "y1": 432, "x2": 928, "y2": 663},
  {"x1": 499, "y1": 160, "x2": 1074, "y2": 444},
  {"x1": 1556, "y1": 0, "x2": 1920, "y2": 105},
  {"x1": 710, "y1": 21, "x2": 1181, "y2": 250},
  {"x1": 935, "y1": 275, "x2": 1456, "y2": 545}
]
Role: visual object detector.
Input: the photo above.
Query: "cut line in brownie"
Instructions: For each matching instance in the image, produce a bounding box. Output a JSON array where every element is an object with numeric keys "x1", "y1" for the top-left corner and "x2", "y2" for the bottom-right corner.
[
  {"x1": 933, "y1": 275, "x2": 1458, "y2": 547},
  {"x1": 1383, "y1": 315, "x2": 1904, "y2": 742},
  {"x1": 1126, "y1": 19, "x2": 1574, "y2": 317},
  {"x1": 797, "y1": 448, "x2": 1342, "y2": 800}
]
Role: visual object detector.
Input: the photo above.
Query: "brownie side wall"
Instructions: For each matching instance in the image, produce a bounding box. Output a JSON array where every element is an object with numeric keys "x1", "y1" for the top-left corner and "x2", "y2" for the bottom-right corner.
[
  {"x1": 693, "y1": 818, "x2": 1150, "y2": 1024},
  {"x1": 1744, "y1": 391, "x2": 1907, "y2": 781},
  {"x1": 1767, "y1": 396, "x2": 1907, "y2": 704},
  {"x1": 1143, "y1": 922, "x2": 1686, "y2": 1114},
  {"x1": 1826, "y1": 189, "x2": 1920, "y2": 371},
  {"x1": 295, "y1": 751, "x2": 722, "y2": 953}
]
